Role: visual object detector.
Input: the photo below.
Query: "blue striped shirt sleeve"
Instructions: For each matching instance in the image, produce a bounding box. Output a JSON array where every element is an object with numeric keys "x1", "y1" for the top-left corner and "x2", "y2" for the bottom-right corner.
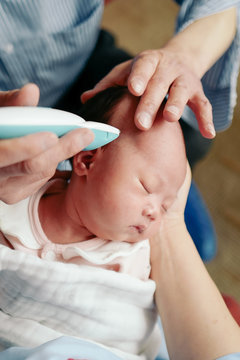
[{"x1": 175, "y1": 0, "x2": 240, "y2": 131}]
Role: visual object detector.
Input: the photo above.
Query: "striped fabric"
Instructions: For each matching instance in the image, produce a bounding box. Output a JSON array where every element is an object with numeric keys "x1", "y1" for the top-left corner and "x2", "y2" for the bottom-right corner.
[
  {"x1": 0, "y1": 0, "x2": 103, "y2": 106},
  {"x1": 0, "y1": 244, "x2": 160, "y2": 359},
  {"x1": 175, "y1": 0, "x2": 240, "y2": 131}
]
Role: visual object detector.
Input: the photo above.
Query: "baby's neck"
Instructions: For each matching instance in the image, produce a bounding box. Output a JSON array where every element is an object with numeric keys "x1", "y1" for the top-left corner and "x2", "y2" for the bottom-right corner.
[{"x1": 38, "y1": 182, "x2": 94, "y2": 244}]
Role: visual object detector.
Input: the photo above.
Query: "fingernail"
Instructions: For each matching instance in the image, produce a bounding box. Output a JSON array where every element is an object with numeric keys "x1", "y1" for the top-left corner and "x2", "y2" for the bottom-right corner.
[
  {"x1": 206, "y1": 123, "x2": 216, "y2": 137},
  {"x1": 166, "y1": 105, "x2": 179, "y2": 116},
  {"x1": 131, "y1": 79, "x2": 144, "y2": 94},
  {"x1": 137, "y1": 112, "x2": 152, "y2": 129}
]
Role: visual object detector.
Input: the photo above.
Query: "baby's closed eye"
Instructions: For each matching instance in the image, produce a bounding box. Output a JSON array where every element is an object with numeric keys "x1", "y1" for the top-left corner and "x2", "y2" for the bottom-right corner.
[
  {"x1": 139, "y1": 180, "x2": 151, "y2": 194},
  {"x1": 161, "y1": 204, "x2": 168, "y2": 213}
]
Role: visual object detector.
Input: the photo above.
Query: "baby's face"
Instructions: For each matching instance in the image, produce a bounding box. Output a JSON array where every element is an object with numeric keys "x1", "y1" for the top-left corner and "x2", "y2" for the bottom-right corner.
[{"x1": 73, "y1": 96, "x2": 187, "y2": 242}]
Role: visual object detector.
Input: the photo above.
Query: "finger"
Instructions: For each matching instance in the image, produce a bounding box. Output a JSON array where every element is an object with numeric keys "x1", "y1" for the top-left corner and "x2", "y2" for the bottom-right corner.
[
  {"x1": 0, "y1": 175, "x2": 49, "y2": 204},
  {"x1": 45, "y1": 128, "x2": 95, "y2": 165},
  {"x1": 13, "y1": 83, "x2": 40, "y2": 106},
  {"x1": 1, "y1": 164, "x2": 72, "y2": 204},
  {"x1": 163, "y1": 76, "x2": 190, "y2": 122},
  {"x1": 175, "y1": 162, "x2": 192, "y2": 210},
  {"x1": 134, "y1": 70, "x2": 173, "y2": 130},
  {"x1": 21, "y1": 128, "x2": 94, "y2": 177},
  {"x1": 0, "y1": 132, "x2": 58, "y2": 167},
  {"x1": 180, "y1": 162, "x2": 192, "y2": 196},
  {"x1": 188, "y1": 93, "x2": 215, "y2": 138},
  {"x1": 127, "y1": 51, "x2": 159, "y2": 96},
  {"x1": 0, "y1": 83, "x2": 40, "y2": 107},
  {"x1": 81, "y1": 60, "x2": 132, "y2": 103}
]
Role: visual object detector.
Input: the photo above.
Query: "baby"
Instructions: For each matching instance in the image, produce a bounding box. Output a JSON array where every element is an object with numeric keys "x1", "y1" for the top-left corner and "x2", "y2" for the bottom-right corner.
[{"x1": 0, "y1": 86, "x2": 186, "y2": 360}]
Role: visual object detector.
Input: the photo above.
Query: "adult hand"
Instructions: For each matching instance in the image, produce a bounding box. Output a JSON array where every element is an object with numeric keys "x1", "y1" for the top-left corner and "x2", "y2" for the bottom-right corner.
[
  {"x1": 82, "y1": 7, "x2": 238, "y2": 139},
  {"x1": 0, "y1": 84, "x2": 94, "y2": 204},
  {"x1": 150, "y1": 162, "x2": 191, "y2": 264},
  {"x1": 161, "y1": 162, "x2": 191, "y2": 224},
  {"x1": 0, "y1": 83, "x2": 40, "y2": 107},
  {"x1": 81, "y1": 51, "x2": 214, "y2": 138},
  {"x1": 152, "y1": 162, "x2": 191, "y2": 239},
  {"x1": 0, "y1": 128, "x2": 94, "y2": 204}
]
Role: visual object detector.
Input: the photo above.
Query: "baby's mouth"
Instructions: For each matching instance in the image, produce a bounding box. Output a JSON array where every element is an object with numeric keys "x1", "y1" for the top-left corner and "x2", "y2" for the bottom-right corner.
[{"x1": 130, "y1": 225, "x2": 146, "y2": 234}]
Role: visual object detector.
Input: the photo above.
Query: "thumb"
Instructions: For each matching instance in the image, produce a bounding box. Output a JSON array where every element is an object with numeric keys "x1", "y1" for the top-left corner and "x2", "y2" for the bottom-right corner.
[{"x1": 0, "y1": 83, "x2": 40, "y2": 107}]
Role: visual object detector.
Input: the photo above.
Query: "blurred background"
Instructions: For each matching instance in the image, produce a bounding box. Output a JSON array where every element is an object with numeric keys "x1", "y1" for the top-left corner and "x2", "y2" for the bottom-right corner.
[{"x1": 102, "y1": 0, "x2": 240, "y2": 301}]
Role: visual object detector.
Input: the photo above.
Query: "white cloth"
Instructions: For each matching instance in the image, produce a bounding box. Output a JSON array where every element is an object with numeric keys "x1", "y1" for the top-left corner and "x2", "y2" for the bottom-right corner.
[{"x1": 0, "y1": 244, "x2": 161, "y2": 360}]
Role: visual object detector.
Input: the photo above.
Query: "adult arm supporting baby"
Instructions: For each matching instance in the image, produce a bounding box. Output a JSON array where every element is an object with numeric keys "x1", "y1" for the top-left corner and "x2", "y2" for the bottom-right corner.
[{"x1": 150, "y1": 165, "x2": 240, "y2": 360}]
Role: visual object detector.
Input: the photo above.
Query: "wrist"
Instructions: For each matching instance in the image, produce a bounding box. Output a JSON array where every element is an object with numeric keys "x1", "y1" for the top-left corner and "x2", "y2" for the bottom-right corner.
[
  {"x1": 163, "y1": 7, "x2": 237, "y2": 79},
  {"x1": 160, "y1": 215, "x2": 186, "y2": 237},
  {"x1": 150, "y1": 218, "x2": 189, "y2": 267},
  {"x1": 163, "y1": 39, "x2": 203, "y2": 78}
]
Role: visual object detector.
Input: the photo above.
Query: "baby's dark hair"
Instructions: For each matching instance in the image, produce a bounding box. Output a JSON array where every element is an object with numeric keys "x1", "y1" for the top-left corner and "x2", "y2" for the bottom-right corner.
[
  {"x1": 78, "y1": 86, "x2": 129, "y2": 124},
  {"x1": 68, "y1": 86, "x2": 129, "y2": 165}
]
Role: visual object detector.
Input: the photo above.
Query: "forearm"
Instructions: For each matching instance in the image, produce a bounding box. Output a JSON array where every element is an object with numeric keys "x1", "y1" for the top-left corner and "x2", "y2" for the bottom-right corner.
[
  {"x1": 164, "y1": 7, "x2": 237, "y2": 78},
  {"x1": 151, "y1": 221, "x2": 240, "y2": 360}
]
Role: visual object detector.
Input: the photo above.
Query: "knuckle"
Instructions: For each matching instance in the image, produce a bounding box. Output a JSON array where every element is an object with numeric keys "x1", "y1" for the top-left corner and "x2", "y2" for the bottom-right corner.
[
  {"x1": 64, "y1": 135, "x2": 81, "y2": 156},
  {"x1": 111, "y1": 61, "x2": 129, "y2": 75},
  {"x1": 141, "y1": 99, "x2": 156, "y2": 113},
  {"x1": 40, "y1": 167, "x2": 55, "y2": 180},
  {"x1": 157, "y1": 49, "x2": 174, "y2": 65},
  {"x1": 4, "y1": 197, "x2": 17, "y2": 205},
  {"x1": 1, "y1": 191, "x2": 20, "y2": 205},
  {"x1": 171, "y1": 80, "x2": 188, "y2": 91},
  {"x1": 198, "y1": 96, "x2": 212, "y2": 110},
  {"x1": 137, "y1": 50, "x2": 153, "y2": 58},
  {"x1": 21, "y1": 158, "x2": 39, "y2": 175},
  {"x1": 150, "y1": 75, "x2": 168, "y2": 89},
  {"x1": 147, "y1": 57, "x2": 158, "y2": 69},
  {"x1": 137, "y1": 50, "x2": 158, "y2": 66},
  {"x1": 23, "y1": 156, "x2": 55, "y2": 179}
]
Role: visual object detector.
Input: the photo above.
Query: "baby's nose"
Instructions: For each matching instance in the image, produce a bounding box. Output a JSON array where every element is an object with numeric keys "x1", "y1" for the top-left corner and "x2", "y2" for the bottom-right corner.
[{"x1": 142, "y1": 205, "x2": 158, "y2": 221}]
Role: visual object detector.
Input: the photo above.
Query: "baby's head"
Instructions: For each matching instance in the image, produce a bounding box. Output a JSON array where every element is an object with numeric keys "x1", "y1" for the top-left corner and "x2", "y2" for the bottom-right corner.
[{"x1": 69, "y1": 86, "x2": 187, "y2": 242}]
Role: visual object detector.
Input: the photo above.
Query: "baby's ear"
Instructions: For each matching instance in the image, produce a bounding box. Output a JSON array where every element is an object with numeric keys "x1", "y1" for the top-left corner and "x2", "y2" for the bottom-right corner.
[{"x1": 73, "y1": 148, "x2": 102, "y2": 176}]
